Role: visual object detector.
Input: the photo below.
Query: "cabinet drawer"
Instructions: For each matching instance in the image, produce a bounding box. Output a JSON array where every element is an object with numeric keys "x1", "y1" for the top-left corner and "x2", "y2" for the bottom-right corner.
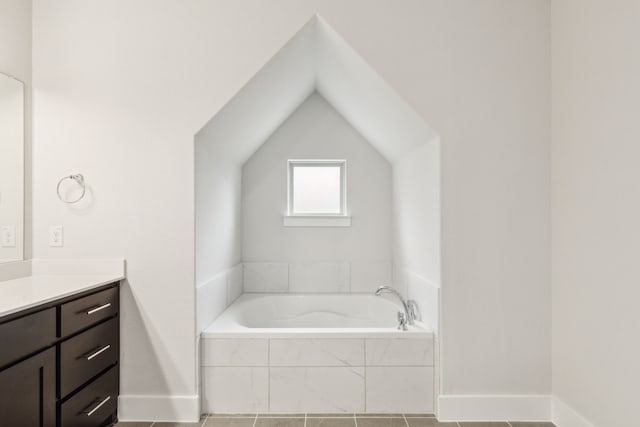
[
  {"x1": 0, "y1": 307, "x2": 56, "y2": 368},
  {"x1": 61, "y1": 365, "x2": 118, "y2": 427},
  {"x1": 61, "y1": 286, "x2": 118, "y2": 337},
  {"x1": 60, "y1": 317, "x2": 119, "y2": 397}
]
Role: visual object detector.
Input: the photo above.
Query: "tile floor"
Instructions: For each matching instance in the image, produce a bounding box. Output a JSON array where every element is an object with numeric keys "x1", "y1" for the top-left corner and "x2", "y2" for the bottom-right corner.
[{"x1": 114, "y1": 414, "x2": 556, "y2": 427}]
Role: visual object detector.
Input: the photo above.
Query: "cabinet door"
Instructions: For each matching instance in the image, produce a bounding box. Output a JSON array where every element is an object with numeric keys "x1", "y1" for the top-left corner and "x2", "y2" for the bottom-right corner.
[{"x1": 0, "y1": 347, "x2": 55, "y2": 427}]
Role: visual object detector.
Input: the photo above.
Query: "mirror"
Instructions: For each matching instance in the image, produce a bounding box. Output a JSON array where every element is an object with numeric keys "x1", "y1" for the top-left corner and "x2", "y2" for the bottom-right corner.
[{"x1": 0, "y1": 72, "x2": 24, "y2": 263}]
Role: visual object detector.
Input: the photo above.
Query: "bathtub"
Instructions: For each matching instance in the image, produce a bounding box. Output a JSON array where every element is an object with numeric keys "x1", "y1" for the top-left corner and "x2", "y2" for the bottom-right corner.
[
  {"x1": 202, "y1": 294, "x2": 431, "y2": 338},
  {"x1": 201, "y1": 293, "x2": 435, "y2": 414},
  {"x1": 203, "y1": 293, "x2": 431, "y2": 337}
]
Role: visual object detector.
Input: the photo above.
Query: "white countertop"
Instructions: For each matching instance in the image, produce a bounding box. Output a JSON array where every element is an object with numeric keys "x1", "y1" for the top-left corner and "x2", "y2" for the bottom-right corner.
[{"x1": 0, "y1": 274, "x2": 124, "y2": 318}]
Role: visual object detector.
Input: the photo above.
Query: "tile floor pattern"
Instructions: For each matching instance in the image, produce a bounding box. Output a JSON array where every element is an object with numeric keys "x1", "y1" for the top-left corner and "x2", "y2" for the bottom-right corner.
[{"x1": 114, "y1": 414, "x2": 556, "y2": 427}]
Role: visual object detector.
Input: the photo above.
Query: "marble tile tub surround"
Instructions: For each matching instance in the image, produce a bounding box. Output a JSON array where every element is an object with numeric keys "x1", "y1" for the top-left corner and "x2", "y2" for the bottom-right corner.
[
  {"x1": 242, "y1": 261, "x2": 392, "y2": 294},
  {"x1": 197, "y1": 264, "x2": 243, "y2": 333},
  {"x1": 114, "y1": 414, "x2": 555, "y2": 427},
  {"x1": 201, "y1": 337, "x2": 435, "y2": 414},
  {"x1": 241, "y1": 262, "x2": 440, "y2": 331}
]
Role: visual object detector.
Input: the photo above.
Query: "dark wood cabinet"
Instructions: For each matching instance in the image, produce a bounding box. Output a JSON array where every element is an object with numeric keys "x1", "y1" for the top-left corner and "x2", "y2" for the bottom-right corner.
[
  {"x1": 0, "y1": 347, "x2": 56, "y2": 427},
  {"x1": 0, "y1": 282, "x2": 120, "y2": 427},
  {"x1": 0, "y1": 307, "x2": 56, "y2": 368},
  {"x1": 60, "y1": 365, "x2": 119, "y2": 427},
  {"x1": 60, "y1": 287, "x2": 119, "y2": 337},
  {"x1": 60, "y1": 317, "x2": 119, "y2": 398}
]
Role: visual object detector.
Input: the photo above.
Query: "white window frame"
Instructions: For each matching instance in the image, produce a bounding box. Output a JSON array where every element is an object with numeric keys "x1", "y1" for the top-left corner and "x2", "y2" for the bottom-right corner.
[{"x1": 284, "y1": 159, "x2": 351, "y2": 227}]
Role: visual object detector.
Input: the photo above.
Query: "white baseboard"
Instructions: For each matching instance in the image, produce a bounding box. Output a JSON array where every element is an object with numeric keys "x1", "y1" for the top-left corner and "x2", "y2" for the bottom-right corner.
[
  {"x1": 118, "y1": 394, "x2": 200, "y2": 423},
  {"x1": 437, "y1": 394, "x2": 551, "y2": 422},
  {"x1": 552, "y1": 396, "x2": 597, "y2": 427}
]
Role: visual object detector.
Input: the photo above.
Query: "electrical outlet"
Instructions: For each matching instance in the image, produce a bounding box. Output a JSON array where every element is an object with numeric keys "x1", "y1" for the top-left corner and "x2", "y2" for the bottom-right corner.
[
  {"x1": 49, "y1": 225, "x2": 64, "y2": 247},
  {"x1": 1, "y1": 226, "x2": 16, "y2": 247}
]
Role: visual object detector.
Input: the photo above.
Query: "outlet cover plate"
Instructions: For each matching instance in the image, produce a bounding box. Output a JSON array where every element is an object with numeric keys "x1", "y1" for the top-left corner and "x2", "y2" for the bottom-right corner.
[{"x1": 49, "y1": 225, "x2": 64, "y2": 247}]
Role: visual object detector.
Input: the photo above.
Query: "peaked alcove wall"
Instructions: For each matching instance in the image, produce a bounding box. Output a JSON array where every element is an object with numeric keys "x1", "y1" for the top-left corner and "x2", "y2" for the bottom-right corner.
[
  {"x1": 194, "y1": 13, "x2": 441, "y2": 407},
  {"x1": 195, "y1": 14, "x2": 440, "y2": 288},
  {"x1": 241, "y1": 92, "x2": 394, "y2": 293}
]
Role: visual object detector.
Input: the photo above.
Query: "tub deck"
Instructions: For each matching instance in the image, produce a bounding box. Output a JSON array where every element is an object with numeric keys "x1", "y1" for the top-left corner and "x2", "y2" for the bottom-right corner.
[{"x1": 202, "y1": 293, "x2": 433, "y2": 338}]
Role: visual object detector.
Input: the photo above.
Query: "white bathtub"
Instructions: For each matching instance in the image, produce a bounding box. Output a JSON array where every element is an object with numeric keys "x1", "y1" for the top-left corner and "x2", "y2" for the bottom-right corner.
[
  {"x1": 202, "y1": 293, "x2": 432, "y2": 338},
  {"x1": 200, "y1": 293, "x2": 435, "y2": 414}
]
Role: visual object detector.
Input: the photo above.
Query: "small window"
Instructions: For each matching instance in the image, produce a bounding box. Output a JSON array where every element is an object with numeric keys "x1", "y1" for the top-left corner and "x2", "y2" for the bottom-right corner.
[{"x1": 285, "y1": 160, "x2": 350, "y2": 226}]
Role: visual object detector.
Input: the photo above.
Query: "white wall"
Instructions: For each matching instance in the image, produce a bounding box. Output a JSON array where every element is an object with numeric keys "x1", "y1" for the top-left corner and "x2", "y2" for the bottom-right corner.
[
  {"x1": 393, "y1": 141, "x2": 441, "y2": 332},
  {"x1": 195, "y1": 151, "x2": 242, "y2": 286},
  {"x1": 195, "y1": 17, "x2": 316, "y2": 288},
  {"x1": 242, "y1": 92, "x2": 393, "y2": 293},
  {"x1": 194, "y1": 18, "x2": 317, "y2": 340},
  {"x1": 551, "y1": 1, "x2": 640, "y2": 426},
  {"x1": 194, "y1": 146, "x2": 243, "y2": 335},
  {"x1": 436, "y1": 0, "x2": 551, "y2": 397},
  {"x1": 392, "y1": 141, "x2": 441, "y2": 292},
  {"x1": 314, "y1": 16, "x2": 442, "y2": 303},
  {"x1": 32, "y1": 0, "x2": 550, "y2": 420},
  {"x1": 0, "y1": 0, "x2": 31, "y2": 263}
]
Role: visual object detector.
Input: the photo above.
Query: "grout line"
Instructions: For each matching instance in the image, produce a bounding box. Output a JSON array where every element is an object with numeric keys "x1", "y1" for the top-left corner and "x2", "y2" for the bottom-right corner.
[
  {"x1": 354, "y1": 413, "x2": 358, "y2": 427},
  {"x1": 352, "y1": 416, "x2": 419, "y2": 419},
  {"x1": 305, "y1": 415, "x2": 355, "y2": 418},
  {"x1": 203, "y1": 365, "x2": 431, "y2": 368},
  {"x1": 304, "y1": 413, "x2": 307, "y2": 427},
  {"x1": 363, "y1": 339, "x2": 367, "y2": 412},
  {"x1": 252, "y1": 414, "x2": 258, "y2": 427},
  {"x1": 268, "y1": 339, "x2": 271, "y2": 411},
  {"x1": 287, "y1": 264, "x2": 290, "y2": 292},
  {"x1": 402, "y1": 414, "x2": 409, "y2": 427},
  {"x1": 206, "y1": 416, "x2": 259, "y2": 418}
]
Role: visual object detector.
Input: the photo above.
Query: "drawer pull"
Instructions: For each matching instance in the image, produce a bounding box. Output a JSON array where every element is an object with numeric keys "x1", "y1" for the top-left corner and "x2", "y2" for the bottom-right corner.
[
  {"x1": 86, "y1": 303, "x2": 111, "y2": 315},
  {"x1": 83, "y1": 395, "x2": 111, "y2": 416},
  {"x1": 86, "y1": 344, "x2": 111, "y2": 361}
]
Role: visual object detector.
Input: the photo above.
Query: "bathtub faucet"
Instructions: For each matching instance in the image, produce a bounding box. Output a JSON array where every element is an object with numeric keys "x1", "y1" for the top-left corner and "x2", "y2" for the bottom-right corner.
[{"x1": 374, "y1": 286, "x2": 419, "y2": 331}]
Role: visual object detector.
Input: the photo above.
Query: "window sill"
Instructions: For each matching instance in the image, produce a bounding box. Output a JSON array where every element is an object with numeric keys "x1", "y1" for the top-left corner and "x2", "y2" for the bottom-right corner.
[{"x1": 283, "y1": 215, "x2": 352, "y2": 227}]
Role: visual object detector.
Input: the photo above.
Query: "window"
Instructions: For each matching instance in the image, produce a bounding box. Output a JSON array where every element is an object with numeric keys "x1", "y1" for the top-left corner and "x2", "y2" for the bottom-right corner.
[{"x1": 285, "y1": 160, "x2": 350, "y2": 226}]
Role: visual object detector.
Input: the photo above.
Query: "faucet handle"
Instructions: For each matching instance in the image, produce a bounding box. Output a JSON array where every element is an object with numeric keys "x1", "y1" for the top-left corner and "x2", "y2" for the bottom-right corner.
[{"x1": 397, "y1": 311, "x2": 408, "y2": 331}]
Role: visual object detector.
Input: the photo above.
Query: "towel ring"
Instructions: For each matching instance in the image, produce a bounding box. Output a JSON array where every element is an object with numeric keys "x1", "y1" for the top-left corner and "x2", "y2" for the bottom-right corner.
[{"x1": 57, "y1": 174, "x2": 86, "y2": 204}]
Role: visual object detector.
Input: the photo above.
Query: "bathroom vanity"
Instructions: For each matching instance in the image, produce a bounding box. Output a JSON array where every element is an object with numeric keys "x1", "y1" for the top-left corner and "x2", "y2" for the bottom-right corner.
[{"x1": 0, "y1": 277, "x2": 121, "y2": 427}]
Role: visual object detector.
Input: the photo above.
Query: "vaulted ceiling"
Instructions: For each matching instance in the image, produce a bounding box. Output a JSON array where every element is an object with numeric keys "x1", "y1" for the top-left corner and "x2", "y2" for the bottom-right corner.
[{"x1": 195, "y1": 15, "x2": 438, "y2": 166}]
